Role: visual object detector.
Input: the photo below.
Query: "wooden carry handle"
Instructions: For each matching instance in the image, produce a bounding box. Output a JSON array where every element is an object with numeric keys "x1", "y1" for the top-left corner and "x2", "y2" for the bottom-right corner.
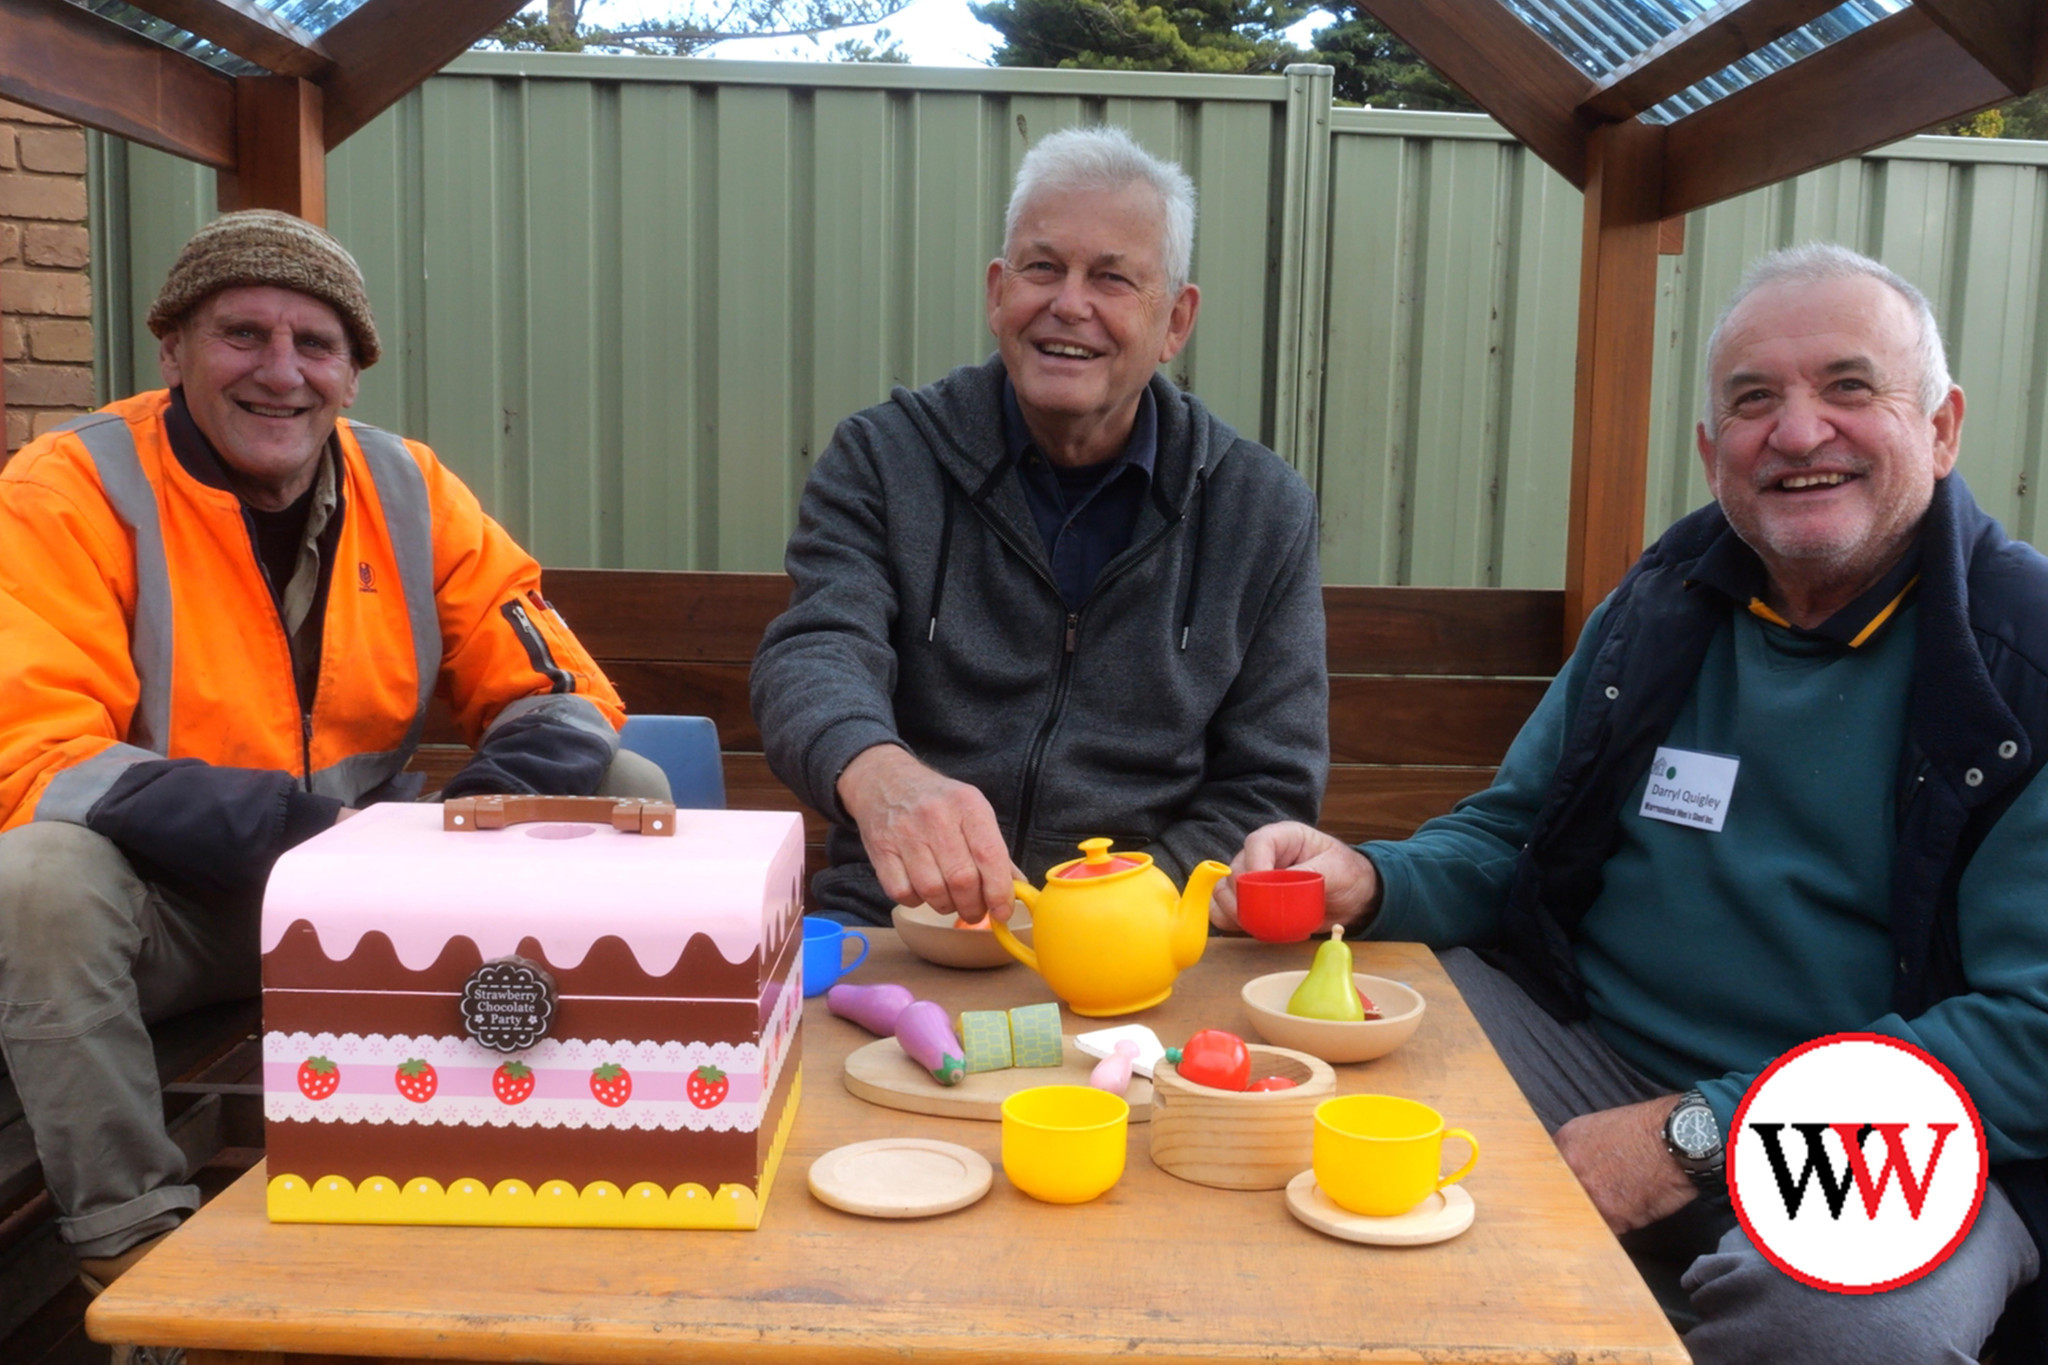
[{"x1": 442, "y1": 795, "x2": 678, "y2": 836}]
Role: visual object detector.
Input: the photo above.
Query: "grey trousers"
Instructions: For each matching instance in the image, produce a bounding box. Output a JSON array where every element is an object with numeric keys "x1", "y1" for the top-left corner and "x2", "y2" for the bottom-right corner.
[
  {"x1": 0, "y1": 750, "x2": 671, "y2": 1259},
  {"x1": 1440, "y1": 947, "x2": 2040, "y2": 1365}
]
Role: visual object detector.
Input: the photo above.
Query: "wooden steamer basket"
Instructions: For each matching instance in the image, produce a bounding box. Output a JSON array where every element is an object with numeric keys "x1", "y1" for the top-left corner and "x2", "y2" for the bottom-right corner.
[{"x1": 1148, "y1": 1044, "x2": 1335, "y2": 1189}]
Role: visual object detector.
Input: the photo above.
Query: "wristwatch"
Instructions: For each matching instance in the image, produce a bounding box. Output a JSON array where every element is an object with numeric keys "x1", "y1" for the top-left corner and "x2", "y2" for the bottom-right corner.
[{"x1": 1662, "y1": 1089, "x2": 1725, "y2": 1187}]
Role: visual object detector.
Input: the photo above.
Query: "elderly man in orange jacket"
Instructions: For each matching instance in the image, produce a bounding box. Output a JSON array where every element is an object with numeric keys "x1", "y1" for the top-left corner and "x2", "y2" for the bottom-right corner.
[{"x1": 0, "y1": 211, "x2": 664, "y2": 1289}]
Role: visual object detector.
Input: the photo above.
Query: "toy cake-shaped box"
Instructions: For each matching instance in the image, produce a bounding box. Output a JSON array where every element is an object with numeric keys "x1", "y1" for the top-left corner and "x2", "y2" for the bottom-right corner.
[{"x1": 260, "y1": 797, "x2": 805, "y2": 1230}]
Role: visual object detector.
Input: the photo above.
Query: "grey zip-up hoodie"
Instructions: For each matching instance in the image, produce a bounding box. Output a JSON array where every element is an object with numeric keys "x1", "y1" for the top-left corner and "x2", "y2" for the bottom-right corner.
[{"x1": 752, "y1": 356, "x2": 1328, "y2": 924}]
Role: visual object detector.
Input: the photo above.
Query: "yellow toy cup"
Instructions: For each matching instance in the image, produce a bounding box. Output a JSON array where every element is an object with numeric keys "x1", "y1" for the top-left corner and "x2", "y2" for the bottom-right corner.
[
  {"x1": 1001, "y1": 1085, "x2": 1129, "y2": 1204},
  {"x1": 1312, "y1": 1094, "x2": 1479, "y2": 1218}
]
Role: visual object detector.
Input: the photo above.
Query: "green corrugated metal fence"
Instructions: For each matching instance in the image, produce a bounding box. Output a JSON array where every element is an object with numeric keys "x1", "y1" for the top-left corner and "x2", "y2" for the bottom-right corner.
[{"x1": 89, "y1": 53, "x2": 2048, "y2": 583}]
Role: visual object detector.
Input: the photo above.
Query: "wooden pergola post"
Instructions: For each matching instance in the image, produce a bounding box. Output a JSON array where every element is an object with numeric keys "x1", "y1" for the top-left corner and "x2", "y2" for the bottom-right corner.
[
  {"x1": 218, "y1": 75, "x2": 325, "y2": 225},
  {"x1": 1564, "y1": 120, "x2": 1666, "y2": 639}
]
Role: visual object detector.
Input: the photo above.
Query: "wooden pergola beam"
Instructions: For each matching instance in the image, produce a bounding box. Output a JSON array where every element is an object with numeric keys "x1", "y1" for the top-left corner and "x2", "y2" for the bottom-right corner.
[
  {"x1": 1359, "y1": 0, "x2": 1597, "y2": 187},
  {"x1": 121, "y1": 0, "x2": 337, "y2": 82},
  {"x1": 0, "y1": 0, "x2": 234, "y2": 168},
  {"x1": 1580, "y1": 0, "x2": 1842, "y2": 123},
  {"x1": 1662, "y1": 6, "x2": 2015, "y2": 216},
  {"x1": 318, "y1": 0, "x2": 528, "y2": 149},
  {"x1": 1912, "y1": 0, "x2": 2039, "y2": 94}
]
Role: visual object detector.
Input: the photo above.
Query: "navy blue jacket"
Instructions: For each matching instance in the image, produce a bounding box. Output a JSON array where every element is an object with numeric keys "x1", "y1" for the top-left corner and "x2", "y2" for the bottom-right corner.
[{"x1": 1487, "y1": 475, "x2": 2048, "y2": 1353}]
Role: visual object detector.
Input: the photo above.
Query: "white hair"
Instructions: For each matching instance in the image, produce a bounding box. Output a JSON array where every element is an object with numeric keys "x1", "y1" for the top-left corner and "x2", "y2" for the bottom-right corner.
[
  {"x1": 1701, "y1": 242, "x2": 1952, "y2": 434},
  {"x1": 1004, "y1": 125, "x2": 1197, "y2": 292}
]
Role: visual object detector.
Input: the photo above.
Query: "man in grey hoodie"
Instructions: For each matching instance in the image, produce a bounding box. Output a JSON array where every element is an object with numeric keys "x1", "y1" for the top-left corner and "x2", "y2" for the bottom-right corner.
[{"x1": 752, "y1": 125, "x2": 1327, "y2": 927}]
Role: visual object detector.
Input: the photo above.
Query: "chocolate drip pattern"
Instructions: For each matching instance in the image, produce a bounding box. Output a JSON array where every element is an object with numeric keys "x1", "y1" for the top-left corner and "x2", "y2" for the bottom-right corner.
[{"x1": 264, "y1": 918, "x2": 777, "y2": 997}]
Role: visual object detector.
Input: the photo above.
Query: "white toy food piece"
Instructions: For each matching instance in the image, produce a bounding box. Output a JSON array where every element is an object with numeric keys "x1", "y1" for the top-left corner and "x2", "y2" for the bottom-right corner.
[{"x1": 1074, "y1": 1024, "x2": 1166, "y2": 1079}]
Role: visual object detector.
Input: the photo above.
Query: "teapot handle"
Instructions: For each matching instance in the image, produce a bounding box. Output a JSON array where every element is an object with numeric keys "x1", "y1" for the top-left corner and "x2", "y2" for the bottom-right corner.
[{"x1": 991, "y1": 880, "x2": 1041, "y2": 973}]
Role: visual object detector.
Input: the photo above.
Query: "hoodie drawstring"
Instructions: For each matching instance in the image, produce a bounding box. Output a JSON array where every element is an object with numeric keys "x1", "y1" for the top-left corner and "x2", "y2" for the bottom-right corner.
[{"x1": 1176, "y1": 465, "x2": 1209, "y2": 651}]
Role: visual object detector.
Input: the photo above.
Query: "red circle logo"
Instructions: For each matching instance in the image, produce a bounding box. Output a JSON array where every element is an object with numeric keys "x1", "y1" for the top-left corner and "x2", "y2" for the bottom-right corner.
[{"x1": 1729, "y1": 1033, "x2": 1986, "y2": 1294}]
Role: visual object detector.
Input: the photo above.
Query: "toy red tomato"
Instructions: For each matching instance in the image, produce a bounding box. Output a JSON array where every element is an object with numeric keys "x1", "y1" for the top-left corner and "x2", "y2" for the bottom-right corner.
[
  {"x1": 1176, "y1": 1029, "x2": 1251, "y2": 1092},
  {"x1": 1247, "y1": 1075, "x2": 1298, "y2": 1091}
]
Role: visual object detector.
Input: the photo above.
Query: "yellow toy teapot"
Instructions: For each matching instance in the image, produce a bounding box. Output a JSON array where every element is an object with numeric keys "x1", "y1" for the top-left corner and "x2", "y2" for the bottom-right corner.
[{"x1": 991, "y1": 838, "x2": 1231, "y2": 1016}]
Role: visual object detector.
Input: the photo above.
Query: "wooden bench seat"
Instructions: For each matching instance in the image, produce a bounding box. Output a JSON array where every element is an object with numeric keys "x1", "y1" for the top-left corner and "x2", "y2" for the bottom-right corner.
[{"x1": 415, "y1": 570, "x2": 1564, "y2": 870}]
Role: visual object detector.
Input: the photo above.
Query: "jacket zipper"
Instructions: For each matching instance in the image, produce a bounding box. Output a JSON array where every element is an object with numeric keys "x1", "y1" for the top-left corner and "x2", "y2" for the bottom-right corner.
[
  {"x1": 1010, "y1": 612, "x2": 1080, "y2": 859},
  {"x1": 245, "y1": 510, "x2": 314, "y2": 787},
  {"x1": 1001, "y1": 514, "x2": 1190, "y2": 864}
]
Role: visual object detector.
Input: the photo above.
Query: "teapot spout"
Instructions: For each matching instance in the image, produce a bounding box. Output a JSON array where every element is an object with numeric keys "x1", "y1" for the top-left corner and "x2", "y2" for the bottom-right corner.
[{"x1": 1172, "y1": 860, "x2": 1232, "y2": 970}]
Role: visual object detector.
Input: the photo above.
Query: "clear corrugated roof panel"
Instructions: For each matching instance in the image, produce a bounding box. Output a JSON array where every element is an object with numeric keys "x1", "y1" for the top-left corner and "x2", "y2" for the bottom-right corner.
[
  {"x1": 69, "y1": 0, "x2": 374, "y2": 75},
  {"x1": 1501, "y1": 0, "x2": 1907, "y2": 123}
]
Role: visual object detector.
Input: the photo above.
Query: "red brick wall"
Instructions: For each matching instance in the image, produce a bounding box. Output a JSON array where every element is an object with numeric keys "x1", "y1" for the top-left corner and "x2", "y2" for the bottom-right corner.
[{"x1": 0, "y1": 99, "x2": 93, "y2": 457}]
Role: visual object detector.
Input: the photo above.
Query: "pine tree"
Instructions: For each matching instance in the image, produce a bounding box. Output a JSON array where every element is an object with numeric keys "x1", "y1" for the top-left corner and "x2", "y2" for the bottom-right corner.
[
  {"x1": 972, "y1": 0, "x2": 1308, "y2": 75},
  {"x1": 486, "y1": 0, "x2": 911, "y2": 57},
  {"x1": 1309, "y1": 10, "x2": 1477, "y2": 111}
]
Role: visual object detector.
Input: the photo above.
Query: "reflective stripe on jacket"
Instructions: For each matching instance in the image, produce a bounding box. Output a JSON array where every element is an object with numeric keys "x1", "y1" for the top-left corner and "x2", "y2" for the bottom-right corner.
[{"x1": 0, "y1": 389, "x2": 624, "y2": 832}]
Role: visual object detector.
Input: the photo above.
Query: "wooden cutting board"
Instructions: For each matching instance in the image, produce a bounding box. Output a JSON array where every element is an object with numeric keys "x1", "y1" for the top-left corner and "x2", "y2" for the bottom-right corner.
[{"x1": 843, "y1": 1036, "x2": 1154, "y2": 1122}]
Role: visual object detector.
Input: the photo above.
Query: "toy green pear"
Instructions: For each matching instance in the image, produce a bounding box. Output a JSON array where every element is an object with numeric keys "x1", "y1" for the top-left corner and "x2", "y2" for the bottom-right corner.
[{"x1": 1286, "y1": 925, "x2": 1366, "y2": 1021}]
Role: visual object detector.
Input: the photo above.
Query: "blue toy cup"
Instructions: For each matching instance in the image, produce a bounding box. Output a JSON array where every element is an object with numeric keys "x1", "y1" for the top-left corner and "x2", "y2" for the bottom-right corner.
[{"x1": 802, "y1": 916, "x2": 871, "y2": 997}]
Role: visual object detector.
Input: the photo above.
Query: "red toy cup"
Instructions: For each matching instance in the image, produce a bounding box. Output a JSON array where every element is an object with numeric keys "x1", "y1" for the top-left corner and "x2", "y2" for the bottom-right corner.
[{"x1": 1234, "y1": 869, "x2": 1326, "y2": 943}]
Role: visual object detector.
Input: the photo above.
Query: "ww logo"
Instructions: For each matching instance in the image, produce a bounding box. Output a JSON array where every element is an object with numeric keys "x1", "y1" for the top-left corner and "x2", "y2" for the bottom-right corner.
[{"x1": 1730, "y1": 1035, "x2": 1986, "y2": 1293}]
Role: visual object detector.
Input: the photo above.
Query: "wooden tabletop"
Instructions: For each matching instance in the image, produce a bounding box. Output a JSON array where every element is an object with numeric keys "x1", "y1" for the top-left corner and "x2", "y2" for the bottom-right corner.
[{"x1": 88, "y1": 935, "x2": 1689, "y2": 1364}]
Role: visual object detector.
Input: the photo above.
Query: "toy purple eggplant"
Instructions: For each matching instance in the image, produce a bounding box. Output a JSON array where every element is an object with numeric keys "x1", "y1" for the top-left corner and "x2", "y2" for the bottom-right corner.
[
  {"x1": 894, "y1": 999, "x2": 966, "y2": 1086},
  {"x1": 826, "y1": 981, "x2": 915, "y2": 1036}
]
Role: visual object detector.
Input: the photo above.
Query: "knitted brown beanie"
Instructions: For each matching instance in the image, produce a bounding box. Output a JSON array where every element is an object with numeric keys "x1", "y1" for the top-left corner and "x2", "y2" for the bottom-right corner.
[{"x1": 146, "y1": 210, "x2": 381, "y2": 368}]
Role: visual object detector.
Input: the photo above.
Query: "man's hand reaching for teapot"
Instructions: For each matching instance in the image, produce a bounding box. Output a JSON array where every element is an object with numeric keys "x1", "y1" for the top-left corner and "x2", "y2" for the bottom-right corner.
[
  {"x1": 1216, "y1": 822, "x2": 1382, "y2": 933},
  {"x1": 837, "y1": 744, "x2": 1021, "y2": 924}
]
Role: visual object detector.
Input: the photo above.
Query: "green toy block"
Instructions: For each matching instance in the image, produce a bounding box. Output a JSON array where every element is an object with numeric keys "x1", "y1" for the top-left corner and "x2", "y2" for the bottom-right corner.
[
  {"x1": 957, "y1": 1010, "x2": 1013, "y2": 1073},
  {"x1": 1008, "y1": 1001, "x2": 1064, "y2": 1068}
]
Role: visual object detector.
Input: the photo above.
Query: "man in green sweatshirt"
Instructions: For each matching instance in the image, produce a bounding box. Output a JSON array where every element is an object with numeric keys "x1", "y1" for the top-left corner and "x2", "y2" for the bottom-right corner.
[{"x1": 1226, "y1": 244, "x2": 2046, "y2": 1363}]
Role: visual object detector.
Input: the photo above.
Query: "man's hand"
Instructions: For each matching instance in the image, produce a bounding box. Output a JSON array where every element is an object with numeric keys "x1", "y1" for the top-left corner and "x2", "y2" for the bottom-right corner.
[
  {"x1": 837, "y1": 745, "x2": 1018, "y2": 924},
  {"x1": 1552, "y1": 1096, "x2": 1697, "y2": 1235},
  {"x1": 1214, "y1": 821, "x2": 1381, "y2": 932}
]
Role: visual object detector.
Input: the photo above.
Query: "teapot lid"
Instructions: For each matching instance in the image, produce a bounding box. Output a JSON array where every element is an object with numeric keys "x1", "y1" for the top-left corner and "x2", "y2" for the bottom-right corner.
[{"x1": 1053, "y1": 837, "x2": 1145, "y2": 879}]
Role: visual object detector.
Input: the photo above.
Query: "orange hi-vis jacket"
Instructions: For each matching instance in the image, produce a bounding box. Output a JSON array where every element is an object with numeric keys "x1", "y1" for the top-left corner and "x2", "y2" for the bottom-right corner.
[{"x1": 0, "y1": 390, "x2": 625, "y2": 887}]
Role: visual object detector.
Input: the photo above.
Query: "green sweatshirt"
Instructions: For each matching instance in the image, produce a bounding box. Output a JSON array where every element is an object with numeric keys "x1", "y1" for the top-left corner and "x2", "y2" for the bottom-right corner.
[{"x1": 1365, "y1": 598, "x2": 2048, "y2": 1161}]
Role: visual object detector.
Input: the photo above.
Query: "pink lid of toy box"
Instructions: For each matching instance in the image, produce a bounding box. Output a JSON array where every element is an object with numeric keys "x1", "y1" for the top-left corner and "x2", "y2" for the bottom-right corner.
[{"x1": 260, "y1": 802, "x2": 804, "y2": 977}]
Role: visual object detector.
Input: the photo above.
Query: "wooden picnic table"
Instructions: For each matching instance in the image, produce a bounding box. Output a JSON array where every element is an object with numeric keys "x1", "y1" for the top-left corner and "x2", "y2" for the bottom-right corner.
[{"x1": 87, "y1": 933, "x2": 1689, "y2": 1364}]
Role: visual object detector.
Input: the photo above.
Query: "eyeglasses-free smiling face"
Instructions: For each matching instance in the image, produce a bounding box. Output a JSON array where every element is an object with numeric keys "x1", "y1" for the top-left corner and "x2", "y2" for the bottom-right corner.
[
  {"x1": 158, "y1": 284, "x2": 361, "y2": 512},
  {"x1": 1697, "y1": 274, "x2": 1963, "y2": 622},
  {"x1": 985, "y1": 180, "x2": 1199, "y2": 467}
]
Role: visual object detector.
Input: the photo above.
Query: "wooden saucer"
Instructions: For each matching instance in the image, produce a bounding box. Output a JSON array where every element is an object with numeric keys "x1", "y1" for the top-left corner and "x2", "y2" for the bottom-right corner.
[
  {"x1": 843, "y1": 1036, "x2": 1154, "y2": 1122},
  {"x1": 807, "y1": 1138, "x2": 993, "y2": 1218},
  {"x1": 1284, "y1": 1170, "x2": 1475, "y2": 1246}
]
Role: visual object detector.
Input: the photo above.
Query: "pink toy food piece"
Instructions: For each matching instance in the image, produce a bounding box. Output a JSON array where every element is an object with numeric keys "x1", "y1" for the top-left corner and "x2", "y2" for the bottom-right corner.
[
  {"x1": 1088, "y1": 1039, "x2": 1141, "y2": 1097},
  {"x1": 894, "y1": 999, "x2": 967, "y2": 1086},
  {"x1": 827, "y1": 981, "x2": 915, "y2": 1036}
]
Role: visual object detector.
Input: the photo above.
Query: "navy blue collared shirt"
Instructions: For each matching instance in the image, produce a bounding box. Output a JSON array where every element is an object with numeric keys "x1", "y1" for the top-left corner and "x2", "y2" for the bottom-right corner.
[{"x1": 1005, "y1": 380, "x2": 1157, "y2": 608}]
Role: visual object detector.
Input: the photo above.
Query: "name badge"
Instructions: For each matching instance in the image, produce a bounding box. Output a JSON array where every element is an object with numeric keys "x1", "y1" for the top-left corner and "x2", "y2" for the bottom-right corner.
[{"x1": 1639, "y1": 747, "x2": 1739, "y2": 832}]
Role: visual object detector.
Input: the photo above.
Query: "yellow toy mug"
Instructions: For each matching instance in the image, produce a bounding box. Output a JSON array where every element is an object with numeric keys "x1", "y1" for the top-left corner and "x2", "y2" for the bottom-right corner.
[
  {"x1": 1312, "y1": 1094, "x2": 1479, "y2": 1218},
  {"x1": 1001, "y1": 1085, "x2": 1129, "y2": 1204}
]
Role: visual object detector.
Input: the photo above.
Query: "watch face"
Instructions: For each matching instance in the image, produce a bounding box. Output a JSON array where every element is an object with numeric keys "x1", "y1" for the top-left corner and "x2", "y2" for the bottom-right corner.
[{"x1": 1670, "y1": 1103, "x2": 1720, "y2": 1160}]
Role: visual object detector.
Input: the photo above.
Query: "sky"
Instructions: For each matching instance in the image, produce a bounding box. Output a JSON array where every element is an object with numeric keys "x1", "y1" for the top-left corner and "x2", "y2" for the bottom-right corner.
[{"x1": 574, "y1": 0, "x2": 1331, "y2": 67}]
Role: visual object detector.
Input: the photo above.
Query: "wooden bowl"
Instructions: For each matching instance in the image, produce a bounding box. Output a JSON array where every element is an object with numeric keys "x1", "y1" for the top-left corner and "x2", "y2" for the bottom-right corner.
[
  {"x1": 1239, "y1": 972, "x2": 1425, "y2": 1064},
  {"x1": 1149, "y1": 1044, "x2": 1335, "y2": 1190},
  {"x1": 892, "y1": 903, "x2": 1031, "y2": 969}
]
